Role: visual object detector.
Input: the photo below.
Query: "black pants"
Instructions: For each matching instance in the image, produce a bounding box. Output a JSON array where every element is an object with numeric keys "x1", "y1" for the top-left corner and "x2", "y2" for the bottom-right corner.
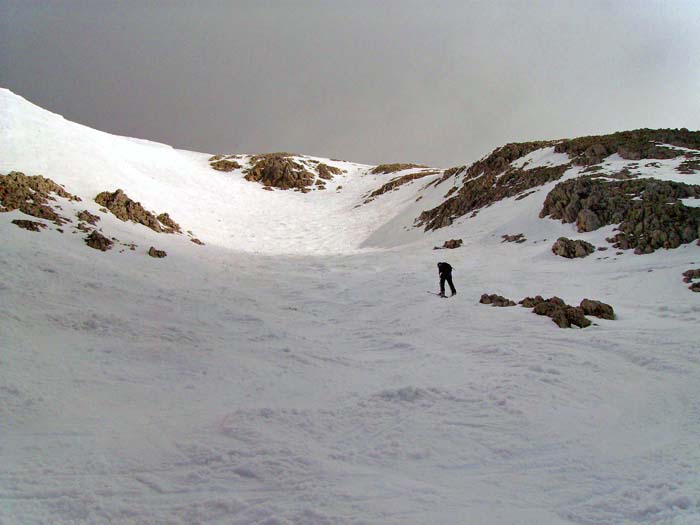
[{"x1": 440, "y1": 274, "x2": 456, "y2": 295}]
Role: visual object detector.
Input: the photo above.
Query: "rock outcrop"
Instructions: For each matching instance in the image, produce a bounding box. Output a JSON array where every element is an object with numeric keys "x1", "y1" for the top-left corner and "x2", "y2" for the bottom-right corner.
[
  {"x1": 552, "y1": 128, "x2": 700, "y2": 165},
  {"x1": 95, "y1": 189, "x2": 181, "y2": 233},
  {"x1": 364, "y1": 169, "x2": 440, "y2": 203},
  {"x1": 244, "y1": 153, "x2": 316, "y2": 191},
  {"x1": 541, "y1": 177, "x2": 700, "y2": 254},
  {"x1": 0, "y1": 171, "x2": 80, "y2": 225},
  {"x1": 416, "y1": 129, "x2": 700, "y2": 231},
  {"x1": 417, "y1": 141, "x2": 567, "y2": 230}
]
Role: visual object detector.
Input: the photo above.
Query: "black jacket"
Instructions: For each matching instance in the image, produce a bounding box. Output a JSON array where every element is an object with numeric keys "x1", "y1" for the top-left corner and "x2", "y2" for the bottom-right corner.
[{"x1": 437, "y1": 262, "x2": 453, "y2": 276}]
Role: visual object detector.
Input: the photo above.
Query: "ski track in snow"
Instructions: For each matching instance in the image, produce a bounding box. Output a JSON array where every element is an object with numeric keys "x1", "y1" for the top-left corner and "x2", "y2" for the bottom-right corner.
[{"x1": 2, "y1": 89, "x2": 700, "y2": 524}]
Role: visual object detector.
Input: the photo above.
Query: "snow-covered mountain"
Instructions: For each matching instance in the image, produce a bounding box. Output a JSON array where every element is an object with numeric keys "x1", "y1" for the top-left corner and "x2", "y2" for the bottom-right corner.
[{"x1": 2, "y1": 88, "x2": 700, "y2": 524}]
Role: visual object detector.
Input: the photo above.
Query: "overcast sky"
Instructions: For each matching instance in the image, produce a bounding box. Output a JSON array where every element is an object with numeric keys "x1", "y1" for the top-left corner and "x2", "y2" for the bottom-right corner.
[{"x1": 1, "y1": 1, "x2": 699, "y2": 167}]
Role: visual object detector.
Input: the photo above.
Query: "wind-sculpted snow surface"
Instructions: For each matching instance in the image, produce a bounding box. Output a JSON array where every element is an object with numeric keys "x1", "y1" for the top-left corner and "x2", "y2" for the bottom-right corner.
[{"x1": 2, "y1": 89, "x2": 700, "y2": 524}]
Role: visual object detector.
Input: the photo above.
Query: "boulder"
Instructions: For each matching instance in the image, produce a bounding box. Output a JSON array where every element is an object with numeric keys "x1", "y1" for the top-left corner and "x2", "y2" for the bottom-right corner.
[
  {"x1": 85, "y1": 231, "x2": 113, "y2": 251},
  {"x1": 551, "y1": 237, "x2": 595, "y2": 258},
  {"x1": 531, "y1": 297, "x2": 591, "y2": 328},
  {"x1": 580, "y1": 299, "x2": 615, "y2": 320},
  {"x1": 480, "y1": 293, "x2": 516, "y2": 307},
  {"x1": 148, "y1": 246, "x2": 167, "y2": 258},
  {"x1": 519, "y1": 295, "x2": 545, "y2": 308}
]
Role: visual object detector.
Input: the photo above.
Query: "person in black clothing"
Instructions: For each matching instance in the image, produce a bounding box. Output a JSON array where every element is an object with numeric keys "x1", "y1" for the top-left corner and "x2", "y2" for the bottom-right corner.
[{"x1": 437, "y1": 262, "x2": 456, "y2": 297}]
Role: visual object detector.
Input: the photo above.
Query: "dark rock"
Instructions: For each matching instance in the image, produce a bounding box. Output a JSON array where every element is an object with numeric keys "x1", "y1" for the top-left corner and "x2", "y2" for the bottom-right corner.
[
  {"x1": 480, "y1": 293, "x2": 516, "y2": 307},
  {"x1": 190, "y1": 238, "x2": 204, "y2": 245},
  {"x1": 690, "y1": 282, "x2": 700, "y2": 292},
  {"x1": 148, "y1": 247, "x2": 167, "y2": 258},
  {"x1": 12, "y1": 219, "x2": 46, "y2": 232},
  {"x1": 85, "y1": 231, "x2": 113, "y2": 251},
  {"x1": 551, "y1": 237, "x2": 595, "y2": 258},
  {"x1": 580, "y1": 299, "x2": 615, "y2": 320}
]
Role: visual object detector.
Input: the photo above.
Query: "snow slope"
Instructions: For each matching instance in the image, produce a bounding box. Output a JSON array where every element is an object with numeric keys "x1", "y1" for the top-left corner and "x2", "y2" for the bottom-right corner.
[{"x1": 2, "y1": 89, "x2": 700, "y2": 524}]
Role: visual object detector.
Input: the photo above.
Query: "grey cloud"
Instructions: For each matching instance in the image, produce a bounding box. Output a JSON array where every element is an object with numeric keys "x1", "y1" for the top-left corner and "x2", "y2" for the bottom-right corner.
[{"x1": 1, "y1": 0, "x2": 699, "y2": 167}]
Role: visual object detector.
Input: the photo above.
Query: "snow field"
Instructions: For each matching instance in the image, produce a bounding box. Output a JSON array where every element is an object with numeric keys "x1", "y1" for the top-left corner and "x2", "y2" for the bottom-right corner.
[{"x1": 1, "y1": 89, "x2": 700, "y2": 523}]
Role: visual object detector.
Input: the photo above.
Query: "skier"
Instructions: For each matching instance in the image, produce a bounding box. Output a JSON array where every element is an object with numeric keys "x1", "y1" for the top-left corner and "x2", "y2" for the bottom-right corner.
[{"x1": 437, "y1": 262, "x2": 456, "y2": 297}]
